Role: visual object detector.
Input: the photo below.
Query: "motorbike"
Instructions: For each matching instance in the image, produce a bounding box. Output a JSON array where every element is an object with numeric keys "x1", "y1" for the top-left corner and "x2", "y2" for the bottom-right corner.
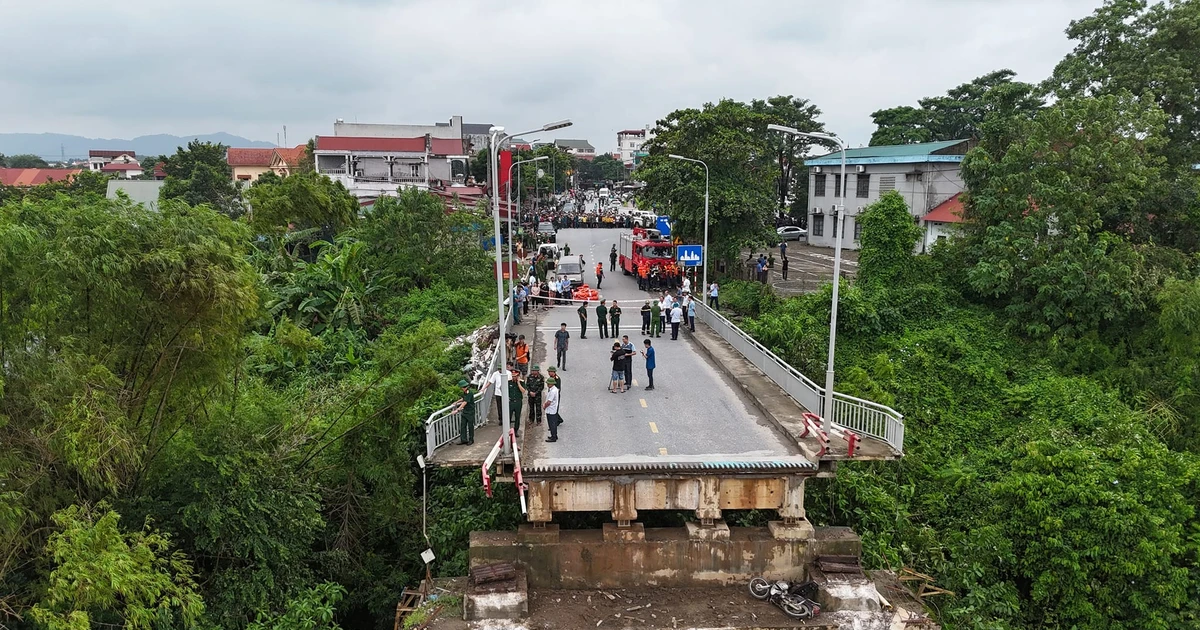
[{"x1": 748, "y1": 577, "x2": 820, "y2": 620}]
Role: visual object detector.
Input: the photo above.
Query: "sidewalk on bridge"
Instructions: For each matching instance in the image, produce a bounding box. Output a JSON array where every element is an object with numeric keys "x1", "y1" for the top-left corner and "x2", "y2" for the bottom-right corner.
[{"x1": 688, "y1": 312, "x2": 897, "y2": 462}]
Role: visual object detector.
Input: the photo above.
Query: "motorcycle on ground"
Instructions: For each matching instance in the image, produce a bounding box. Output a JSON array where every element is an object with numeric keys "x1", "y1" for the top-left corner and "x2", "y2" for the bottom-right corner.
[{"x1": 748, "y1": 577, "x2": 821, "y2": 620}]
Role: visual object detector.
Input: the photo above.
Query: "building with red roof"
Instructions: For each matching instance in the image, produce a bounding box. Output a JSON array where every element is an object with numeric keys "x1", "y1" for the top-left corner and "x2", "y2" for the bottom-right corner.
[
  {"x1": 270, "y1": 145, "x2": 309, "y2": 177},
  {"x1": 313, "y1": 131, "x2": 470, "y2": 199},
  {"x1": 100, "y1": 161, "x2": 144, "y2": 179},
  {"x1": 226, "y1": 148, "x2": 275, "y2": 182},
  {"x1": 0, "y1": 168, "x2": 83, "y2": 187},
  {"x1": 88, "y1": 150, "x2": 137, "y2": 172},
  {"x1": 920, "y1": 192, "x2": 965, "y2": 251}
]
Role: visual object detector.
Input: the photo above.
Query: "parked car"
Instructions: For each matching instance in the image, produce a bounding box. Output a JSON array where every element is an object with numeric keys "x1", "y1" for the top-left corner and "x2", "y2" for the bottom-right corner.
[
  {"x1": 555, "y1": 255, "x2": 585, "y2": 288},
  {"x1": 776, "y1": 225, "x2": 807, "y2": 241}
]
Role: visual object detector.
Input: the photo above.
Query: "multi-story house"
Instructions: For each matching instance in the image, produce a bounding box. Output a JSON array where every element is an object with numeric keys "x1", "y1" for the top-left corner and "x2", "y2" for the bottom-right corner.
[
  {"x1": 554, "y1": 139, "x2": 595, "y2": 160},
  {"x1": 88, "y1": 149, "x2": 136, "y2": 172},
  {"x1": 616, "y1": 127, "x2": 653, "y2": 166},
  {"x1": 313, "y1": 135, "x2": 468, "y2": 198},
  {"x1": 803, "y1": 139, "x2": 971, "y2": 250},
  {"x1": 226, "y1": 148, "x2": 274, "y2": 182}
]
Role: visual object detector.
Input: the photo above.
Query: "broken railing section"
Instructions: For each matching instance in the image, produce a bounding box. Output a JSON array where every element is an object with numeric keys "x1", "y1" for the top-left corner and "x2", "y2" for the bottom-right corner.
[
  {"x1": 695, "y1": 303, "x2": 904, "y2": 455},
  {"x1": 481, "y1": 428, "x2": 527, "y2": 515}
]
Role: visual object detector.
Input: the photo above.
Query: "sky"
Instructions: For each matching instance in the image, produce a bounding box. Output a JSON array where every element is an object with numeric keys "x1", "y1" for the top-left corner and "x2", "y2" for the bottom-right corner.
[{"x1": 1, "y1": 0, "x2": 1105, "y2": 153}]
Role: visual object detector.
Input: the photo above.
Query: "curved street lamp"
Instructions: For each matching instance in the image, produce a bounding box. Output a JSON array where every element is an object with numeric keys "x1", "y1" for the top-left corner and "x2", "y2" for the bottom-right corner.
[{"x1": 667, "y1": 154, "x2": 710, "y2": 296}]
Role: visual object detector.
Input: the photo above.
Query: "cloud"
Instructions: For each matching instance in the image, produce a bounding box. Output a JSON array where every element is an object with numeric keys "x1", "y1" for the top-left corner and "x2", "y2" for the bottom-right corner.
[{"x1": 1, "y1": 0, "x2": 1102, "y2": 150}]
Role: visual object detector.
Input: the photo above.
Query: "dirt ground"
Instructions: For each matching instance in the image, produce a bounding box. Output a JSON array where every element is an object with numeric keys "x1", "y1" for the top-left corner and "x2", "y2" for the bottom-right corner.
[{"x1": 427, "y1": 585, "x2": 836, "y2": 629}]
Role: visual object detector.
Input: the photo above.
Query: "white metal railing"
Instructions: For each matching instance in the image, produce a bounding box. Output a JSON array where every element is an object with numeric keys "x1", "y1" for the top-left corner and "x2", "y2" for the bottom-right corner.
[
  {"x1": 425, "y1": 303, "x2": 514, "y2": 459},
  {"x1": 695, "y1": 302, "x2": 904, "y2": 454}
]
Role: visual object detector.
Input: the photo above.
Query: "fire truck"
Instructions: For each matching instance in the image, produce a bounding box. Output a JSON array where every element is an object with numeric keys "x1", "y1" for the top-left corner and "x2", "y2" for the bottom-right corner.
[{"x1": 619, "y1": 230, "x2": 679, "y2": 290}]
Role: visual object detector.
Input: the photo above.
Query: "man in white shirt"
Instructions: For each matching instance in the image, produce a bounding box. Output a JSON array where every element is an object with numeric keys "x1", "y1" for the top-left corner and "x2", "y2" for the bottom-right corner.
[
  {"x1": 708, "y1": 282, "x2": 719, "y2": 310},
  {"x1": 682, "y1": 276, "x2": 691, "y2": 295},
  {"x1": 670, "y1": 302, "x2": 684, "y2": 340},
  {"x1": 543, "y1": 378, "x2": 561, "y2": 442},
  {"x1": 489, "y1": 366, "x2": 510, "y2": 424}
]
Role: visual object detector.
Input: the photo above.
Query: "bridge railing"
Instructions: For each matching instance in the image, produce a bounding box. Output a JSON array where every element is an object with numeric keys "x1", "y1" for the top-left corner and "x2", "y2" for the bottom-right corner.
[
  {"x1": 695, "y1": 302, "x2": 904, "y2": 454},
  {"x1": 425, "y1": 302, "x2": 513, "y2": 460}
]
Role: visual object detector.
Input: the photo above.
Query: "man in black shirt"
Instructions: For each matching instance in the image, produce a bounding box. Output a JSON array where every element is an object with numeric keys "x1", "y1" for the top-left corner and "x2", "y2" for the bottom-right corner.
[{"x1": 554, "y1": 323, "x2": 570, "y2": 370}]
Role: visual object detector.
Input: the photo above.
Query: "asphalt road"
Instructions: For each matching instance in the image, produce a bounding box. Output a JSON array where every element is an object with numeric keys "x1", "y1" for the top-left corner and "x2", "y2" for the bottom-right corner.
[{"x1": 523, "y1": 226, "x2": 798, "y2": 466}]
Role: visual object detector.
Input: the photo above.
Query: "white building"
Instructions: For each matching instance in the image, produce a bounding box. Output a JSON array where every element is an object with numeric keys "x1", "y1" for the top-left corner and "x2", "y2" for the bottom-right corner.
[
  {"x1": 804, "y1": 139, "x2": 971, "y2": 250},
  {"x1": 313, "y1": 135, "x2": 468, "y2": 199},
  {"x1": 920, "y1": 192, "x2": 965, "y2": 252},
  {"x1": 616, "y1": 127, "x2": 653, "y2": 166},
  {"x1": 88, "y1": 149, "x2": 137, "y2": 172}
]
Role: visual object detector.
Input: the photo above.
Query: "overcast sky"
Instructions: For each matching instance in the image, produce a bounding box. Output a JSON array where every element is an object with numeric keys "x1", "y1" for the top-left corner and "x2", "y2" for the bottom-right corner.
[{"x1": 1, "y1": 0, "x2": 1103, "y2": 152}]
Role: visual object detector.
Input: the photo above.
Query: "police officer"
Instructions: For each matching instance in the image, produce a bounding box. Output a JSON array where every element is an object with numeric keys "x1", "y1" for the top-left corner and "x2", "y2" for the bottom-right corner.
[
  {"x1": 641, "y1": 300, "x2": 652, "y2": 334},
  {"x1": 609, "y1": 245, "x2": 618, "y2": 271},
  {"x1": 508, "y1": 364, "x2": 526, "y2": 436},
  {"x1": 526, "y1": 365, "x2": 545, "y2": 425},
  {"x1": 650, "y1": 298, "x2": 662, "y2": 338},
  {"x1": 609, "y1": 301, "x2": 622, "y2": 337},
  {"x1": 596, "y1": 300, "x2": 609, "y2": 339},
  {"x1": 452, "y1": 379, "x2": 476, "y2": 445},
  {"x1": 577, "y1": 299, "x2": 589, "y2": 338}
]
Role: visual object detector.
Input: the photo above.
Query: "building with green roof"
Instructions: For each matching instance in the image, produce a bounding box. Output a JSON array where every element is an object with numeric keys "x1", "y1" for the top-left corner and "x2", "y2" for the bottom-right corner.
[{"x1": 802, "y1": 139, "x2": 972, "y2": 251}]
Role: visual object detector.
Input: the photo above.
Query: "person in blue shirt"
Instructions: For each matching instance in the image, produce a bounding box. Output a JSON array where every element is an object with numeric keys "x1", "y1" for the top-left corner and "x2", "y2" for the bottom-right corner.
[
  {"x1": 687, "y1": 296, "x2": 697, "y2": 333},
  {"x1": 640, "y1": 338, "x2": 656, "y2": 391}
]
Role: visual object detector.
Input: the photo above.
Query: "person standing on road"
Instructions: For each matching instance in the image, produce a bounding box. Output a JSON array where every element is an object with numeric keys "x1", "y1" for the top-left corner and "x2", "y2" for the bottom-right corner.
[
  {"x1": 453, "y1": 379, "x2": 476, "y2": 444},
  {"x1": 489, "y1": 366, "x2": 509, "y2": 424},
  {"x1": 543, "y1": 378, "x2": 561, "y2": 442},
  {"x1": 781, "y1": 255, "x2": 789, "y2": 280},
  {"x1": 682, "y1": 275, "x2": 691, "y2": 295},
  {"x1": 563, "y1": 243, "x2": 571, "y2": 256},
  {"x1": 577, "y1": 300, "x2": 589, "y2": 338},
  {"x1": 687, "y1": 296, "x2": 697, "y2": 333},
  {"x1": 554, "y1": 323, "x2": 570, "y2": 370},
  {"x1": 670, "y1": 302, "x2": 683, "y2": 340},
  {"x1": 508, "y1": 364, "x2": 526, "y2": 436},
  {"x1": 780, "y1": 240, "x2": 788, "y2": 259},
  {"x1": 621, "y1": 335, "x2": 635, "y2": 388},
  {"x1": 640, "y1": 339, "x2": 656, "y2": 390},
  {"x1": 595, "y1": 262, "x2": 604, "y2": 289},
  {"x1": 526, "y1": 365, "x2": 545, "y2": 426},
  {"x1": 640, "y1": 301, "x2": 651, "y2": 334},
  {"x1": 596, "y1": 300, "x2": 609, "y2": 339},
  {"x1": 650, "y1": 299, "x2": 662, "y2": 337},
  {"x1": 609, "y1": 245, "x2": 618, "y2": 271},
  {"x1": 708, "y1": 282, "x2": 719, "y2": 310},
  {"x1": 608, "y1": 342, "x2": 626, "y2": 393},
  {"x1": 609, "y1": 301, "x2": 622, "y2": 337},
  {"x1": 515, "y1": 334, "x2": 530, "y2": 376}
]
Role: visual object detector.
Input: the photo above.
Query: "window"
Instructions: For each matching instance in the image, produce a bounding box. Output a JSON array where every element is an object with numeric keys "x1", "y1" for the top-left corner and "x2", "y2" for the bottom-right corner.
[
  {"x1": 811, "y1": 213, "x2": 824, "y2": 237},
  {"x1": 879, "y1": 176, "x2": 896, "y2": 192},
  {"x1": 853, "y1": 220, "x2": 863, "y2": 241},
  {"x1": 834, "y1": 174, "x2": 843, "y2": 198},
  {"x1": 856, "y1": 173, "x2": 870, "y2": 198},
  {"x1": 409, "y1": 164, "x2": 420, "y2": 178},
  {"x1": 814, "y1": 173, "x2": 826, "y2": 197}
]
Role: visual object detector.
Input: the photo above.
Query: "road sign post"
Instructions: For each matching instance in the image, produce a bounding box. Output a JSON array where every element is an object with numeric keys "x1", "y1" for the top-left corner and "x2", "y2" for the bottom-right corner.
[
  {"x1": 656, "y1": 216, "x2": 672, "y2": 237},
  {"x1": 677, "y1": 245, "x2": 703, "y2": 267}
]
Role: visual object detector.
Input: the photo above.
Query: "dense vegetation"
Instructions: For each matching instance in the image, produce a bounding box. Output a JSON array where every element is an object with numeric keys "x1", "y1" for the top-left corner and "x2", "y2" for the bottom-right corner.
[{"x1": 0, "y1": 153, "x2": 522, "y2": 629}]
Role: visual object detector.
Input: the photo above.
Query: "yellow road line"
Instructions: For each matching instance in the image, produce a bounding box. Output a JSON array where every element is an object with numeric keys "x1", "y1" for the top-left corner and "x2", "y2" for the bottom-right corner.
[
  {"x1": 658, "y1": 447, "x2": 669, "y2": 456},
  {"x1": 640, "y1": 399, "x2": 647, "y2": 408},
  {"x1": 649, "y1": 422, "x2": 658, "y2": 433}
]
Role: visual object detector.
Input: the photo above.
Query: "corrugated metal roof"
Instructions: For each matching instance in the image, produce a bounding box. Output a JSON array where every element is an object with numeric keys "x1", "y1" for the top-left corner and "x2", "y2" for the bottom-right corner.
[
  {"x1": 0, "y1": 168, "x2": 82, "y2": 186},
  {"x1": 89, "y1": 149, "x2": 136, "y2": 159},
  {"x1": 226, "y1": 148, "x2": 274, "y2": 166},
  {"x1": 807, "y1": 139, "x2": 969, "y2": 166},
  {"x1": 315, "y1": 136, "x2": 426, "y2": 153},
  {"x1": 430, "y1": 138, "x2": 466, "y2": 155},
  {"x1": 922, "y1": 192, "x2": 965, "y2": 223},
  {"x1": 554, "y1": 138, "x2": 595, "y2": 151}
]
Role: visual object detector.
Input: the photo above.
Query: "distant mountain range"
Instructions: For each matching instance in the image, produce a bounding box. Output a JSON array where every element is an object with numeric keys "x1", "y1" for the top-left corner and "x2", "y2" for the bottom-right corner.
[{"x1": 0, "y1": 132, "x2": 276, "y2": 161}]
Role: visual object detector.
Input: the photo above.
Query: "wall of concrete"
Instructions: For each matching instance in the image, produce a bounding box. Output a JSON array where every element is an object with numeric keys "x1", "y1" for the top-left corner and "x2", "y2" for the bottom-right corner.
[{"x1": 470, "y1": 525, "x2": 861, "y2": 589}]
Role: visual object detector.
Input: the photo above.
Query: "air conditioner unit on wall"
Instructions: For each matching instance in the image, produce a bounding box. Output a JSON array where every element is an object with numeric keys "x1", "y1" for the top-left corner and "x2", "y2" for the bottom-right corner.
[
  {"x1": 813, "y1": 166, "x2": 823, "y2": 174},
  {"x1": 855, "y1": 165, "x2": 866, "y2": 173}
]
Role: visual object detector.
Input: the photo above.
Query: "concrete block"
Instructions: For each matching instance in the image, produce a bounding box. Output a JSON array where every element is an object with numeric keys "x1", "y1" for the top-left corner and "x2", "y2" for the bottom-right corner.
[
  {"x1": 602, "y1": 522, "x2": 645, "y2": 543},
  {"x1": 685, "y1": 520, "x2": 730, "y2": 541},
  {"x1": 810, "y1": 567, "x2": 881, "y2": 613},
  {"x1": 768, "y1": 519, "x2": 815, "y2": 541},
  {"x1": 463, "y1": 568, "x2": 529, "y2": 621},
  {"x1": 517, "y1": 523, "x2": 559, "y2": 544},
  {"x1": 611, "y1": 481, "x2": 637, "y2": 522}
]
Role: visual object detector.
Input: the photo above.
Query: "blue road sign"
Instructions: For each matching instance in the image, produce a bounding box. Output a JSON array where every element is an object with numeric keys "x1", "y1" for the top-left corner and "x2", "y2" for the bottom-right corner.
[
  {"x1": 656, "y1": 216, "x2": 672, "y2": 237},
  {"x1": 677, "y1": 245, "x2": 703, "y2": 267}
]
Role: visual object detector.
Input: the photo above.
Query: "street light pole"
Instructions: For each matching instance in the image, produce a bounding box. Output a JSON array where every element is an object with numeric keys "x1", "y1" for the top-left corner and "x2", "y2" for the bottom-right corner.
[
  {"x1": 766, "y1": 124, "x2": 847, "y2": 434},
  {"x1": 489, "y1": 121, "x2": 571, "y2": 456},
  {"x1": 667, "y1": 154, "x2": 710, "y2": 299}
]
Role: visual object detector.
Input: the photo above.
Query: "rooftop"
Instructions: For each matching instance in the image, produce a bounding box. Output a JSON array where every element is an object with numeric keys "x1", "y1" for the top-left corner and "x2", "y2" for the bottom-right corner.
[
  {"x1": 89, "y1": 149, "x2": 136, "y2": 159},
  {"x1": 272, "y1": 145, "x2": 308, "y2": 167},
  {"x1": 807, "y1": 139, "x2": 971, "y2": 167},
  {"x1": 315, "y1": 136, "x2": 426, "y2": 153},
  {"x1": 0, "y1": 168, "x2": 82, "y2": 186},
  {"x1": 429, "y1": 138, "x2": 467, "y2": 156},
  {"x1": 922, "y1": 192, "x2": 965, "y2": 223},
  {"x1": 226, "y1": 148, "x2": 275, "y2": 167},
  {"x1": 101, "y1": 162, "x2": 143, "y2": 172},
  {"x1": 554, "y1": 138, "x2": 595, "y2": 151}
]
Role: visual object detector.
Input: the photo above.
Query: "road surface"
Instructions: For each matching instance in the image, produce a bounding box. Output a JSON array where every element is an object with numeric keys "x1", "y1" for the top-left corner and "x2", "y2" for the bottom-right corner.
[{"x1": 522, "y1": 225, "x2": 799, "y2": 467}]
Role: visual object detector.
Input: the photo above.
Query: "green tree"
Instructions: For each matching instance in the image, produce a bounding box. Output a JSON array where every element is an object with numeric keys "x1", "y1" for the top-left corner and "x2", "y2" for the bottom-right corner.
[
  {"x1": 587, "y1": 153, "x2": 626, "y2": 183},
  {"x1": 470, "y1": 147, "x2": 489, "y2": 184},
  {"x1": 958, "y1": 93, "x2": 1169, "y2": 337},
  {"x1": 1047, "y1": 0, "x2": 1200, "y2": 167},
  {"x1": 749, "y1": 95, "x2": 825, "y2": 216},
  {"x1": 160, "y1": 140, "x2": 243, "y2": 217},
  {"x1": 5, "y1": 153, "x2": 50, "y2": 168},
  {"x1": 870, "y1": 69, "x2": 1043, "y2": 145},
  {"x1": 245, "y1": 170, "x2": 357, "y2": 237},
  {"x1": 856, "y1": 191, "x2": 923, "y2": 287},
  {"x1": 638, "y1": 99, "x2": 779, "y2": 262},
  {"x1": 29, "y1": 504, "x2": 205, "y2": 630},
  {"x1": 245, "y1": 583, "x2": 345, "y2": 630}
]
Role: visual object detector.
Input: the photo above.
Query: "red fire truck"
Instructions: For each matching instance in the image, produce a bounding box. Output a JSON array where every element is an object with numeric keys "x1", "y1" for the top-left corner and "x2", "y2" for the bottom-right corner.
[{"x1": 619, "y1": 231, "x2": 679, "y2": 290}]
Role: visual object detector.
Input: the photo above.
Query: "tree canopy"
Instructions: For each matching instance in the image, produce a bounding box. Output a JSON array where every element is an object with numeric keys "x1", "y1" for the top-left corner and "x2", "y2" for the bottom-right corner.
[{"x1": 160, "y1": 140, "x2": 243, "y2": 217}]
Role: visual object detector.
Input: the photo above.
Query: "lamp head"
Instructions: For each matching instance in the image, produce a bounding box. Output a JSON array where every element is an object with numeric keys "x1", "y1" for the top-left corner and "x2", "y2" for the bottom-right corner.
[
  {"x1": 490, "y1": 126, "x2": 505, "y2": 135},
  {"x1": 767, "y1": 123, "x2": 799, "y2": 134},
  {"x1": 668, "y1": 154, "x2": 685, "y2": 160},
  {"x1": 541, "y1": 119, "x2": 572, "y2": 132}
]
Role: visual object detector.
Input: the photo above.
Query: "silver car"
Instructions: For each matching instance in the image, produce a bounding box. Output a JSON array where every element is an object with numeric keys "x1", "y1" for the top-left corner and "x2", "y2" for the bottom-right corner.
[{"x1": 776, "y1": 225, "x2": 807, "y2": 241}]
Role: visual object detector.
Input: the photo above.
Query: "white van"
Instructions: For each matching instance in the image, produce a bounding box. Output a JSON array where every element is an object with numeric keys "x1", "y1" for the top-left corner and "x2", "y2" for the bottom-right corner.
[
  {"x1": 598, "y1": 187, "x2": 611, "y2": 201},
  {"x1": 555, "y1": 254, "x2": 585, "y2": 289}
]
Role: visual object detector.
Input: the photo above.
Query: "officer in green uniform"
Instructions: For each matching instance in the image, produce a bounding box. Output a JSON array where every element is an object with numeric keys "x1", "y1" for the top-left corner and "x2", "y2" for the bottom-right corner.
[
  {"x1": 609, "y1": 301, "x2": 622, "y2": 337},
  {"x1": 526, "y1": 365, "x2": 545, "y2": 425},
  {"x1": 577, "y1": 300, "x2": 589, "y2": 338},
  {"x1": 650, "y1": 299, "x2": 662, "y2": 337},
  {"x1": 453, "y1": 379, "x2": 475, "y2": 444},
  {"x1": 596, "y1": 300, "x2": 609, "y2": 339},
  {"x1": 507, "y1": 365, "x2": 526, "y2": 436}
]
